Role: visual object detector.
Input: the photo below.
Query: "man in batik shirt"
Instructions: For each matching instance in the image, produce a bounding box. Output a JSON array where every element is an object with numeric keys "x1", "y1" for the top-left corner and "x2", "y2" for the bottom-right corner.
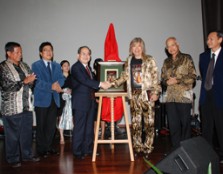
[{"x1": 161, "y1": 37, "x2": 196, "y2": 149}]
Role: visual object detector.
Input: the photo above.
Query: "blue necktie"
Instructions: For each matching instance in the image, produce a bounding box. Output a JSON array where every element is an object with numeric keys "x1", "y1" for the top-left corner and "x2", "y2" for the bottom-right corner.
[{"x1": 47, "y1": 62, "x2": 52, "y2": 78}]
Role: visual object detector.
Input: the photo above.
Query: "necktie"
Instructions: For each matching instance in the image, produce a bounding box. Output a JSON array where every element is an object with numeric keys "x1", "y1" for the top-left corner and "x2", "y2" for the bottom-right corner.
[
  {"x1": 47, "y1": 62, "x2": 52, "y2": 78},
  {"x1": 204, "y1": 53, "x2": 215, "y2": 90},
  {"x1": 86, "y1": 66, "x2": 92, "y2": 79}
]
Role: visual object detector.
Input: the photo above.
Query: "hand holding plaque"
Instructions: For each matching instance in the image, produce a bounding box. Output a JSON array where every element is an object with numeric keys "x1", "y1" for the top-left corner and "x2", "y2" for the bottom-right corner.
[{"x1": 100, "y1": 81, "x2": 112, "y2": 90}]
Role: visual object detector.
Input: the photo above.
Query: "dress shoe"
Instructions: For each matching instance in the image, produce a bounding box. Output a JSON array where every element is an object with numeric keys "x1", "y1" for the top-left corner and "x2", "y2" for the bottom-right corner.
[
  {"x1": 134, "y1": 152, "x2": 143, "y2": 158},
  {"x1": 73, "y1": 154, "x2": 85, "y2": 160},
  {"x1": 38, "y1": 152, "x2": 48, "y2": 158},
  {"x1": 47, "y1": 148, "x2": 59, "y2": 155},
  {"x1": 23, "y1": 156, "x2": 40, "y2": 162},
  {"x1": 11, "y1": 162, "x2": 21, "y2": 168},
  {"x1": 134, "y1": 152, "x2": 139, "y2": 158}
]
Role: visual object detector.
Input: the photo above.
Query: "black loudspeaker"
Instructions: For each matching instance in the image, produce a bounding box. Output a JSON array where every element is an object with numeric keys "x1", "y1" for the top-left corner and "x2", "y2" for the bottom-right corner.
[{"x1": 145, "y1": 136, "x2": 220, "y2": 174}]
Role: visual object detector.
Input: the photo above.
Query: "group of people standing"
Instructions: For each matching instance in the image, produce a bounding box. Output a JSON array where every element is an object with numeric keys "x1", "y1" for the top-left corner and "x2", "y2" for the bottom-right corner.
[
  {"x1": 0, "y1": 42, "x2": 110, "y2": 167},
  {"x1": 161, "y1": 31, "x2": 223, "y2": 165},
  {"x1": 0, "y1": 30, "x2": 223, "y2": 168}
]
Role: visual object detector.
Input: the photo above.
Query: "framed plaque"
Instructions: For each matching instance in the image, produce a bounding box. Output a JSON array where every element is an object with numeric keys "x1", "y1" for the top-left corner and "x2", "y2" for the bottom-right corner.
[{"x1": 97, "y1": 61, "x2": 126, "y2": 92}]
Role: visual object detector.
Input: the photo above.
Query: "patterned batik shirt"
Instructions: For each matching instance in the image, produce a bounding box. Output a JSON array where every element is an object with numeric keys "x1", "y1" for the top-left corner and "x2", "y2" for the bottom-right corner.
[
  {"x1": 161, "y1": 52, "x2": 197, "y2": 103},
  {"x1": 0, "y1": 59, "x2": 33, "y2": 116}
]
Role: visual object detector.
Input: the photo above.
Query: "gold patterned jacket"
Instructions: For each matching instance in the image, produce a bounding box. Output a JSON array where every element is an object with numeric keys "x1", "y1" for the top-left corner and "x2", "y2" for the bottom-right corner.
[
  {"x1": 161, "y1": 52, "x2": 196, "y2": 103},
  {"x1": 114, "y1": 55, "x2": 161, "y2": 101}
]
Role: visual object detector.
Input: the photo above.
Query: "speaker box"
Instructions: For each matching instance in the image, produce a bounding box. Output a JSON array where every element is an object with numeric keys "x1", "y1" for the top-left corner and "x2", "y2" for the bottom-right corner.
[{"x1": 145, "y1": 136, "x2": 220, "y2": 174}]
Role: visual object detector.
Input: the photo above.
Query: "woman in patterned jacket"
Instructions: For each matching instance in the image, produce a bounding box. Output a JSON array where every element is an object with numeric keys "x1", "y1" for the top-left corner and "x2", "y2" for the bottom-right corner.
[{"x1": 113, "y1": 37, "x2": 161, "y2": 159}]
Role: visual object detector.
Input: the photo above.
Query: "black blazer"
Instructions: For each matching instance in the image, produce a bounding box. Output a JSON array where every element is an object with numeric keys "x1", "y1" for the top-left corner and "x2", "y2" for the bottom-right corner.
[
  {"x1": 71, "y1": 61, "x2": 100, "y2": 111},
  {"x1": 199, "y1": 48, "x2": 223, "y2": 109}
]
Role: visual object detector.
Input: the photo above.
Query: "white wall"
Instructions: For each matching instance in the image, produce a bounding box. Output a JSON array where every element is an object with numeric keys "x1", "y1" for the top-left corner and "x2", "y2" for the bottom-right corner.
[{"x1": 0, "y1": 0, "x2": 203, "y2": 118}]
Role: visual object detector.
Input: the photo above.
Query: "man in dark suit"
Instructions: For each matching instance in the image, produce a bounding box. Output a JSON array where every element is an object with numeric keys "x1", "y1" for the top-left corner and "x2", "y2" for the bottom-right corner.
[
  {"x1": 199, "y1": 31, "x2": 223, "y2": 163},
  {"x1": 71, "y1": 46, "x2": 110, "y2": 159},
  {"x1": 32, "y1": 42, "x2": 65, "y2": 158}
]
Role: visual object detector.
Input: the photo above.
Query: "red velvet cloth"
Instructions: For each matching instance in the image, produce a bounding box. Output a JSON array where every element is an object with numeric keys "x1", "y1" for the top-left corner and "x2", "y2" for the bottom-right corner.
[
  {"x1": 101, "y1": 97, "x2": 124, "y2": 122},
  {"x1": 104, "y1": 23, "x2": 121, "y2": 62},
  {"x1": 101, "y1": 23, "x2": 124, "y2": 122}
]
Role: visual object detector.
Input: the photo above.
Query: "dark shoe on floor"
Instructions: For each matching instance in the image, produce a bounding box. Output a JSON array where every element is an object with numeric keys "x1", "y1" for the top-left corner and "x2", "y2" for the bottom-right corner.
[
  {"x1": 23, "y1": 156, "x2": 40, "y2": 162},
  {"x1": 134, "y1": 152, "x2": 143, "y2": 158},
  {"x1": 134, "y1": 153, "x2": 139, "y2": 158},
  {"x1": 48, "y1": 148, "x2": 59, "y2": 155},
  {"x1": 11, "y1": 162, "x2": 21, "y2": 168},
  {"x1": 73, "y1": 154, "x2": 85, "y2": 160},
  {"x1": 38, "y1": 152, "x2": 48, "y2": 158}
]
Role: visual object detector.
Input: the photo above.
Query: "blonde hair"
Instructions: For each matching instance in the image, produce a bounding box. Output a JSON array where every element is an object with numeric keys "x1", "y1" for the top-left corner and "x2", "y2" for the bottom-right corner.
[{"x1": 129, "y1": 37, "x2": 146, "y2": 58}]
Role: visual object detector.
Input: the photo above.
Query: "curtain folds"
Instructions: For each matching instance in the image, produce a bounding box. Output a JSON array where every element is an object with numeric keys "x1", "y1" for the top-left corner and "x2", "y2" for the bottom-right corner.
[{"x1": 201, "y1": 0, "x2": 223, "y2": 49}]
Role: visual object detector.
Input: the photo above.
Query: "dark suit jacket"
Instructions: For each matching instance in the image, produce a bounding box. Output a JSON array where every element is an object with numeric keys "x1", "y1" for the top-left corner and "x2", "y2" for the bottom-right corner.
[
  {"x1": 71, "y1": 61, "x2": 100, "y2": 111},
  {"x1": 199, "y1": 48, "x2": 223, "y2": 109},
  {"x1": 32, "y1": 59, "x2": 65, "y2": 107}
]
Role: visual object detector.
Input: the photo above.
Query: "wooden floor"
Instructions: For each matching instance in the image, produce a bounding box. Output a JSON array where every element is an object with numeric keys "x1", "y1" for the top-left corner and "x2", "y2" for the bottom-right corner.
[{"x1": 0, "y1": 131, "x2": 222, "y2": 174}]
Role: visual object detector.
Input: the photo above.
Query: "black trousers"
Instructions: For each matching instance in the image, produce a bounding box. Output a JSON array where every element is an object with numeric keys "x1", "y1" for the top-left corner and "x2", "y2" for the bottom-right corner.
[
  {"x1": 166, "y1": 102, "x2": 192, "y2": 149},
  {"x1": 35, "y1": 100, "x2": 58, "y2": 154},
  {"x1": 201, "y1": 89, "x2": 223, "y2": 159},
  {"x1": 3, "y1": 111, "x2": 33, "y2": 164},
  {"x1": 72, "y1": 100, "x2": 95, "y2": 156}
]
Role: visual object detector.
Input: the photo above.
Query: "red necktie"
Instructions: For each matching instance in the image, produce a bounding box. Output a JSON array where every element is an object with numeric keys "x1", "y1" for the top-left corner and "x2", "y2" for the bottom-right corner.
[{"x1": 86, "y1": 66, "x2": 92, "y2": 78}]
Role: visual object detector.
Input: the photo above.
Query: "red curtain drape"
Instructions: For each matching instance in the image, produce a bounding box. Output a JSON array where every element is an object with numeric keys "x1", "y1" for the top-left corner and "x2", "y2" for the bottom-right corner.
[{"x1": 101, "y1": 23, "x2": 124, "y2": 122}]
